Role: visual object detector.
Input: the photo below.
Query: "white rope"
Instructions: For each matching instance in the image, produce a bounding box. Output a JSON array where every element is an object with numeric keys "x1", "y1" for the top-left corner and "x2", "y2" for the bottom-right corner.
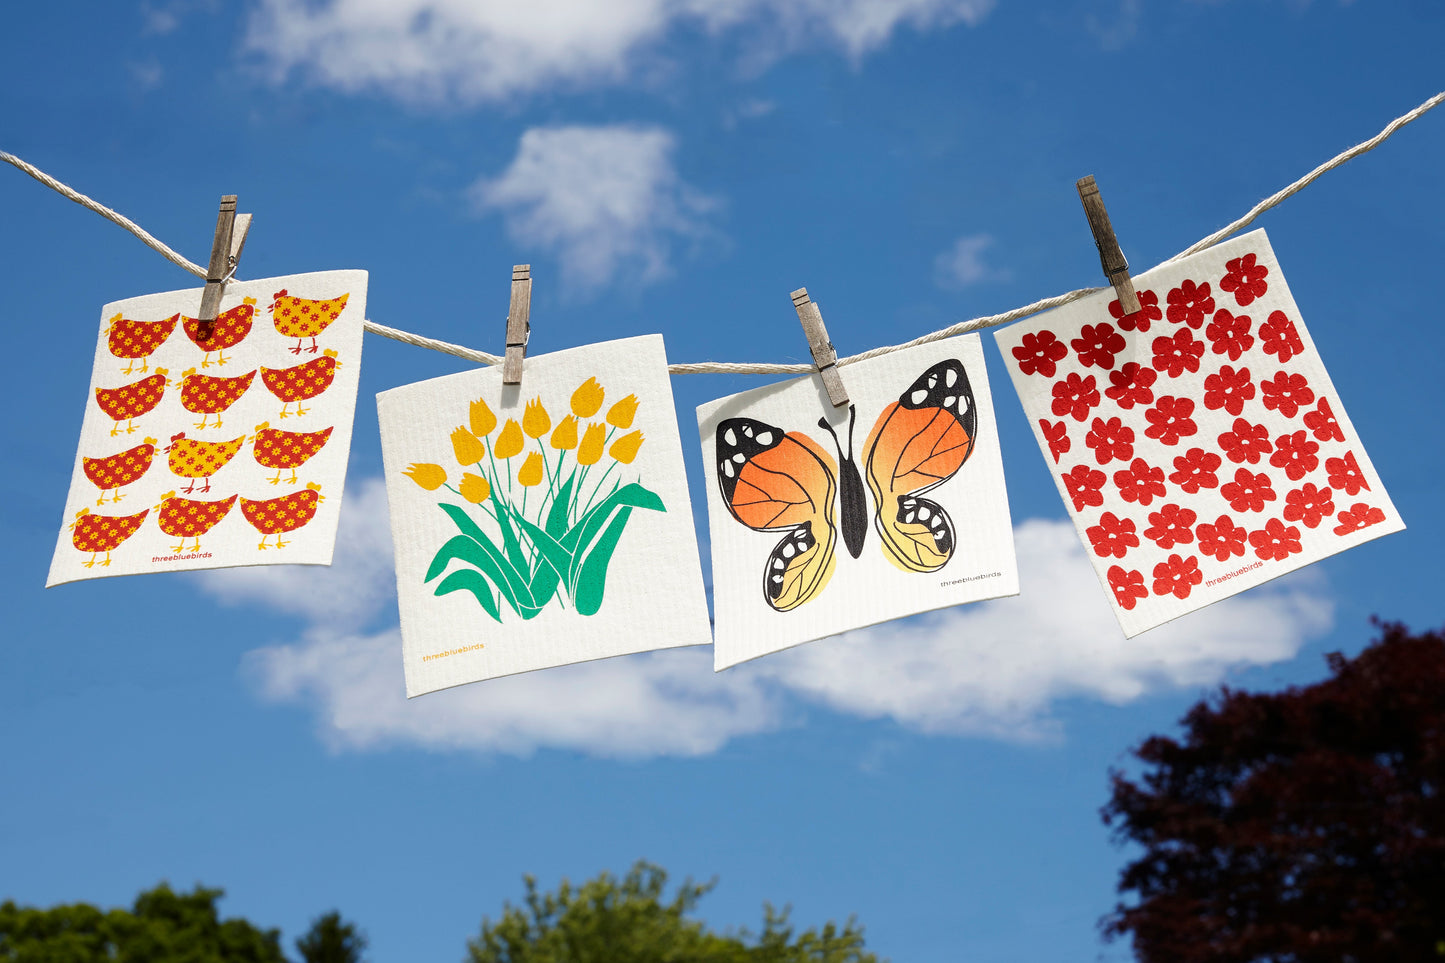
[{"x1": 4, "y1": 90, "x2": 1441, "y2": 376}]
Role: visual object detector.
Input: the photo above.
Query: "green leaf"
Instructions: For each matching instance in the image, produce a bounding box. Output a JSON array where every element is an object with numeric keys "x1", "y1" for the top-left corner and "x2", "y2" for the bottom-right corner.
[
  {"x1": 523, "y1": 471, "x2": 576, "y2": 611},
  {"x1": 425, "y1": 533, "x2": 535, "y2": 616},
  {"x1": 488, "y1": 490, "x2": 530, "y2": 575},
  {"x1": 564, "y1": 483, "x2": 665, "y2": 554},
  {"x1": 512, "y1": 512, "x2": 574, "y2": 588},
  {"x1": 572, "y1": 507, "x2": 633, "y2": 616},
  {"x1": 434, "y1": 569, "x2": 501, "y2": 623}
]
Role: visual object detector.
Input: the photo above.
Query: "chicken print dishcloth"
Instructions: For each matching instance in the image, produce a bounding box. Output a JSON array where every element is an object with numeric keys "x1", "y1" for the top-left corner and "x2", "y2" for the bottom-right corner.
[{"x1": 46, "y1": 270, "x2": 367, "y2": 586}]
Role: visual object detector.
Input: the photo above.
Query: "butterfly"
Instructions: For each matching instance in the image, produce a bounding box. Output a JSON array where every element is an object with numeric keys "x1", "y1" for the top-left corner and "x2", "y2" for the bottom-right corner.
[{"x1": 715, "y1": 359, "x2": 977, "y2": 611}]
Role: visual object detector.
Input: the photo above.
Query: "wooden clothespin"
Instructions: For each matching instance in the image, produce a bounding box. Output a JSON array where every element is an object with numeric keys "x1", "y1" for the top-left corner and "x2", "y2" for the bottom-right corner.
[
  {"x1": 790, "y1": 287, "x2": 849, "y2": 407},
  {"x1": 195, "y1": 195, "x2": 252, "y2": 341},
  {"x1": 1076, "y1": 175, "x2": 1140, "y2": 315},
  {"x1": 502, "y1": 264, "x2": 531, "y2": 384}
]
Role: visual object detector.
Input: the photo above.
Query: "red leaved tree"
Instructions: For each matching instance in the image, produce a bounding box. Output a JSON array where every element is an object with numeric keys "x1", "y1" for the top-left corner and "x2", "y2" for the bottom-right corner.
[{"x1": 1102, "y1": 621, "x2": 1445, "y2": 962}]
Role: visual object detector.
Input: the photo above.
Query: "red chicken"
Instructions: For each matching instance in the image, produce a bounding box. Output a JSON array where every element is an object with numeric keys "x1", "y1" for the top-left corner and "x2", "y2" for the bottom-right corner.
[
  {"x1": 155, "y1": 491, "x2": 237, "y2": 554},
  {"x1": 181, "y1": 297, "x2": 255, "y2": 368},
  {"x1": 270, "y1": 289, "x2": 349, "y2": 354},
  {"x1": 70, "y1": 507, "x2": 149, "y2": 568},
  {"x1": 180, "y1": 367, "x2": 257, "y2": 429},
  {"x1": 95, "y1": 369, "x2": 168, "y2": 436},
  {"x1": 106, "y1": 312, "x2": 178, "y2": 374},
  {"x1": 82, "y1": 437, "x2": 157, "y2": 505},
  {"x1": 259, "y1": 350, "x2": 340, "y2": 419},
  {"x1": 250, "y1": 423, "x2": 333, "y2": 485},
  {"x1": 240, "y1": 483, "x2": 323, "y2": 550}
]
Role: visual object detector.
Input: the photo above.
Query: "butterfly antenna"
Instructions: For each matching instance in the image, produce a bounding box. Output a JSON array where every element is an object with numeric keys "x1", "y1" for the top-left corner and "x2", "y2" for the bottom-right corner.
[{"x1": 816, "y1": 404, "x2": 857, "y2": 461}]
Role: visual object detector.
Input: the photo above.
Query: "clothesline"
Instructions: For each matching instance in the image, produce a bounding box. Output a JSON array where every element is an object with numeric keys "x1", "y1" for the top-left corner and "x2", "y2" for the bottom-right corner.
[{"x1": 4, "y1": 90, "x2": 1442, "y2": 376}]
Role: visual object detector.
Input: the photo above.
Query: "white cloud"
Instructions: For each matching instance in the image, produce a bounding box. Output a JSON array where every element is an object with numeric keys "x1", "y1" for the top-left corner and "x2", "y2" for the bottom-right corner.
[
  {"x1": 221, "y1": 482, "x2": 1334, "y2": 757},
  {"x1": 242, "y1": 0, "x2": 995, "y2": 105},
  {"x1": 469, "y1": 125, "x2": 719, "y2": 291},
  {"x1": 933, "y1": 233, "x2": 1008, "y2": 289}
]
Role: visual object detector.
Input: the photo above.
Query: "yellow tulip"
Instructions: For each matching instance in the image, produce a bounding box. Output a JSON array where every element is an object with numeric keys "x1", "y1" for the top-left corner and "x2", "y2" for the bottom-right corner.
[
  {"x1": 606, "y1": 394, "x2": 639, "y2": 429},
  {"x1": 609, "y1": 430, "x2": 644, "y2": 465},
  {"x1": 550, "y1": 415, "x2": 578, "y2": 450},
  {"x1": 577, "y1": 423, "x2": 606, "y2": 465},
  {"x1": 451, "y1": 427, "x2": 485, "y2": 466},
  {"x1": 459, "y1": 472, "x2": 491, "y2": 503},
  {"x1": 523, "y1": 398, "x2": 551, "y2": 439},
  {"x1": 469, "y1": 398, "x2": 497, "y2": 437},
  {"x1": 404, "y1": 463, "x2": 447, "y2": 491},
  {"x1": 518, "y1": 452, "x2": 545, "y2": 487},
  {"x1": 495, "y1": 419, "x2": 524, "y2": 458},
  {"x1": 571, "y1": 377, "x2": 605, "y2": 418}
]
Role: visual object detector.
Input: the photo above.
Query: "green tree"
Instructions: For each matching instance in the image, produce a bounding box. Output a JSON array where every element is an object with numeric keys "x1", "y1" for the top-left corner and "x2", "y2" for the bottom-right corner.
[
  {"x1": 295, "y1": 911, "x2": 367, "y2": 963},
  {"x1": 0, "y1": 882, "x2": 286, "y2": 963},
  {"x1": 467, "y1": 861, "x2": 881, "y2": 963}
]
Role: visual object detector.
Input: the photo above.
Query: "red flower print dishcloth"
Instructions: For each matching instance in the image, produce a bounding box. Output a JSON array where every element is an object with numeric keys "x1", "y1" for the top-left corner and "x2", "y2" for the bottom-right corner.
[{"x1": 996, "y1": 230, "x2": 1402, "y2": 636}]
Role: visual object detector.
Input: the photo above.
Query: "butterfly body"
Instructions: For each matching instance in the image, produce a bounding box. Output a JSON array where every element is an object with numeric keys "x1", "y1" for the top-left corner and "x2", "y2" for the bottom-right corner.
[{"x1": 717, "y1": 358, "x2": 977, "y2": 610}]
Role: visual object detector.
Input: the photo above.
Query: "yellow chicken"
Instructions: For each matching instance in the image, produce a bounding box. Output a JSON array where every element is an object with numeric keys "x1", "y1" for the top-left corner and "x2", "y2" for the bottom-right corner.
[{"x1": 164, "y1": 432, "x2": 243, "y2": 494}]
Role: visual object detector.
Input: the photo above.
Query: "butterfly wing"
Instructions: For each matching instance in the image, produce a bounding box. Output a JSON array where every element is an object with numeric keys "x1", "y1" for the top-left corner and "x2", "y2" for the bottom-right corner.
[
  {"x1": 863, "y1": 359, "x2": 976, "y2": 573},
  {"x1": 716, "y1": 417, "x2": 839, "y2": 611}
]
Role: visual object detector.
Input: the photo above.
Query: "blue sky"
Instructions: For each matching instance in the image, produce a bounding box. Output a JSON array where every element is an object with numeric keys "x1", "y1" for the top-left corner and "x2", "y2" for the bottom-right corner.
[{"x1": 2, "y1": 2, "x2": 1442, "y2": 960}]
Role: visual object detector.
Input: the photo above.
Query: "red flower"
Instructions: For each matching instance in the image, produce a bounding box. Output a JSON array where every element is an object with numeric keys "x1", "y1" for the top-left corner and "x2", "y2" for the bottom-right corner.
[
  {"x1": 1259, "y1": 309, "x2": 1304, "y2": 362},
  {"x1": 1196, "y1": 514, "x2": 1248, "y2": 562},
  {"x1": 1326, "y1": 450, "x2": 1369, "y2": 496},
  {"x1": 1114, "y1": 457, "x2": 1168, "y2": 506},
  {"x1": 1110, "y1": 289, "x2": 1162, "y2": 332},
  {"x1": 1107, "y1": 565, "x2": 1149, "y2": 611},
  {"x1": 1143, "y1": 395, "x2": 1198, "y2": 446},
  {"x1": 1221, "y1": 467, "x2": 1277, "y2": 514},
  {"x1": 1152, "y1": 553, "x2": 1202, "y2": 600},
  {"x1": 1085, "y1": 415, "x2": 1135, "y2": 465},
  {"x1": 1104, "y1": 362, "x2": 1156, "y2": 410},
  {"x1": 1283, "y1": 482, "x2": 1335, "y2": 529},
  {"x1": 1220, "y1": 252, "x2": 1269, "y2": 307},
  {"x1": 1169, "y1": 447, "x2": 1222, "y2": 494},
  {"x1": 1165, "y1": 279, "x2": 1215, "y2": 329},
  {"x1": 1144, "y1": 503, "x2": 1197, "y2": 550},
  {"x1": 1248, "y1": 517, "x2": 1302, "y2": 562},
  {"x1": 1062, "y1": 464, "x2": 1108, "y2": 512},
  {"x1": 1259, "y1": 370, "x2": 1315, "y2": 419},
  {"x1": 1087, "y1": 511, "x2": 1140, "y2": 559},
  {"x1": 1218, "y1": 417, "x2": 1273, "y2": 465},
  {"x1": 1269, "y1": 429, "x2": 1321, "y2": 482},
  {"x1": 1152, "y1": 328, "x2": 1206, "y2": 378},
  {"x1": 1333, "y1": 502, "x2": 1387, "y2": 536},
  {"x1": 1303, "y1": 396, "x2": 1344, "y2": 443},
  {"x1": 1039, "y1": 419, "x2": 1071, "y2": 464},
  {"x1": 1072, "y1": 322, "x2": 1127, "y2": 369},
  {"x1": 1205, "y1": 309, "x2": 1255, "y2": 361},
  {"x1": 1051, "y1": 372, "x2": 1100, "y2": 422},
  {"x1": 1012, "y1": 329, "x2": 1070, "y2": 377},
  {"x1": 1202, "y1": 365, "x2": 1255, "y2": 416}
]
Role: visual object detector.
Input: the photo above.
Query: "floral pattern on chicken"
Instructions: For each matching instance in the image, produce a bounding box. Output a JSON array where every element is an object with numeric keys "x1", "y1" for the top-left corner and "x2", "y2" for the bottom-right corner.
[
  {"x1": 251, "y1": 423, "x2": 333, "y2": 485},
  {"x1": 240, "y1": 484, "x2": 323, "y2": 550},
  {"x1": 260, "y1": 350, "x2": 339, "y2": 419},
  {"x1": 156, "y1": 492, "x2": 237, "y2": 553},
  {"x1": 270, "y1": 290, "x2": 348, "y2": 355},
  {"x1": 165, "y1": 432, "x2": 243, "y2": 493},
  {"x1": 106, "y1": 313, "x2": 177, "y2": 374},
  {"x1": 70, "y1": 507, "x2": 148, "y2": 567},
  {"x1": 179, "y1": 368, "x2": 256, "y2": 429},
  {"x1": 403, "y1": 377, "x2": 662, "y2": 623},
  {"x1": 82, "y1": 437, "x2": 157, "y2": 505},
  {"x1": 181, "y1": 298, "x2": 255, "y2": 368},
  {"x1": 95, "y1": 370, "x2": 168, "y2": 436}
]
